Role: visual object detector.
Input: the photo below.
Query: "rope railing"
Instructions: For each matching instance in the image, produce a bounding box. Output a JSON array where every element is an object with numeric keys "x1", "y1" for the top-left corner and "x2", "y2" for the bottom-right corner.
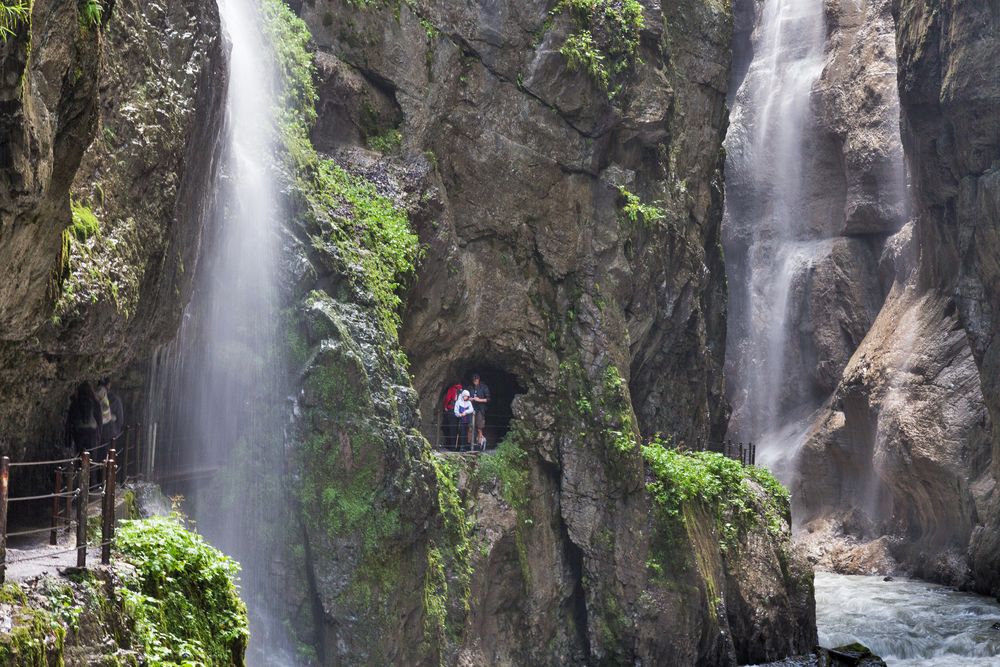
[
  {"x1": 0, "y1": 446, "x2": 121, "y2": 584},
  {"x1": 5, "y1": 539, "x2": 115, "y2": 566},
  {"x1": 8, "y1": 490, "x2": 79, "y2": 503},
  {"x1": 6, "y1": 523, "x2": 78, "y2": 539},
  {"x1": 9, "y1": 456, "x2": 79, "y2": 468}
]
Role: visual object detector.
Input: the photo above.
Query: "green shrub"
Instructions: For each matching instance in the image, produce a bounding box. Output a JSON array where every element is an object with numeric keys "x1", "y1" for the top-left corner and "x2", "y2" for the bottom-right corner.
[
  {"x1": 366, "y1": 128, "x2": 403, "y2": 154},
  {"x1": 68, "y1": 200, "x2": 100, "y2": 242},
  {"x1": 641, "y1": 441, "x2": 790, "y2": 549},
  {"x1": 618, "y1": 186, "x2": 665, "y2": 227},
  {"x1": 553, "y1": 0, "x2": 645, "y2": 93},
  {"x1": 115, "y1": 516, "x2": 249, "y2": 666},
  {"x1": 472, "y1": 436, "x2": 530, "y2": 512}
]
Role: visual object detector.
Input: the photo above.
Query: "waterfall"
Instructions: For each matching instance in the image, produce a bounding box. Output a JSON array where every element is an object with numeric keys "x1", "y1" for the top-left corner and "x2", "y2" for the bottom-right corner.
[
  {"x1": 723, "y1": 0, "x2": 827, "y2": 481},
  {"x1": 145, "y1": 0, "x2": 295, "y2": 663}
]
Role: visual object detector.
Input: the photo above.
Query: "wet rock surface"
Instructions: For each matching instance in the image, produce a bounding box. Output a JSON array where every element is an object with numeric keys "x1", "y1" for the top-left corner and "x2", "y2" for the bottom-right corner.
[
  {"x1": 892, "y1": 0, "x2": 1000, "y2": 598},
  {"x1": 727, "y1": 0, "x2": 1000, "y2": 598},
  {"x1": 0, "y1": 0, "x2": 227, "y2": 460},
  {"x1": 290, "y1": 0, "x2": 816, "y2": 663}
]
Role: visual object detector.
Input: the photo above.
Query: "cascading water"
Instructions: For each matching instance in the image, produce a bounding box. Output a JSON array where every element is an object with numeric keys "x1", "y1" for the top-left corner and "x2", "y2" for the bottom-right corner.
[
  {"x1": 816, "y1": 573, "x2": 1000, "y2": 666},
  {"x1": 723, "y1": 0, "x2": 827, "y2": 481},
  {"x1": 145, "y1": 0, "x2": 294, "y2": 663}
]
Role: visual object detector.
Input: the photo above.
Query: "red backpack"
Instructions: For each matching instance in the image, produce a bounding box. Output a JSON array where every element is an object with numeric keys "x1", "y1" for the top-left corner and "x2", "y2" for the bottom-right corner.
[{"x1": 443, "y1": 384, "x2": 462, "y2": 411}]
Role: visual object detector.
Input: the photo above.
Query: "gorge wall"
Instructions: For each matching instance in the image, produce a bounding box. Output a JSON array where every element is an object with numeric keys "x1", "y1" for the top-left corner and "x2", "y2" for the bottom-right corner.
[
  {"x1": 722, "y1": 0, "x2": 1000, "y2": 596},
  {"x1": 281, "y1": 0, "x2": 814, "y2": 663},
  {"x1": 0, "y1": 0, "x2": 820, "y2": 665},
  {"x1": 0, "y1": 0, "x2": 226, "y2": 458}
]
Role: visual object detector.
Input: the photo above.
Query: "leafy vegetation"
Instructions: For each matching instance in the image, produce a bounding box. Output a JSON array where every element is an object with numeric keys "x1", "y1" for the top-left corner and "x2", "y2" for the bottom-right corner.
[
  {"x1": 641, "y1": 440, "x2": 791, "y2": 549},
  {"x1": 472, "y1": 435, "x2": 530, "y2": 513},
  {"x1": 115, "y1": 515, "x2": 249, "y2": 666},
  {"x1": 366, "y1": 128, "x2": 403, "y2": 154},
  {"x1": 553, "y1": 0, "x2": 645, "y2": 94},
  {"x1": 262, "y1": 0, "x2": 420, "y2": 338},
  {"x1": 79, "y1": 0, "x2": 103, "y2": 29},
  {"x1": 425, "y1": 456, "x2": 473, "y2": 646},
  {"x1": 618, "y1": 186, "x2": 666, "y2": 227},
  {"x1": 0, "y1": 1, "x2": 29, "y2": 42}
]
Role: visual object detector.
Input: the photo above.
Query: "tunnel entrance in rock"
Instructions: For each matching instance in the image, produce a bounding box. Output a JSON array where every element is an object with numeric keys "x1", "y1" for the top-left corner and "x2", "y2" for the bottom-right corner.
[{"x1": 431, "y1": 363, "x2": 524, "y2": 450}]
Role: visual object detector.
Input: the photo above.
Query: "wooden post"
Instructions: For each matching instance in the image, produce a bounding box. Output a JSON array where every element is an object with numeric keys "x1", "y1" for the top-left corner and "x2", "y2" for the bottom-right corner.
[
  {"x1": 50, "y1": 467, "x2": 62, "y2": 545},
  {"x1": 101, "y1": 449, "x2": 116, "y2": 564},
  {"x1": 77, "y1": 452, "x2": 90, "y2": 568},
  {"x1": 64, "y1": 469, "x2": 74, "y2": 532},
  {"x1": 122, "y1": 425, "x2": 130, "y2": 483},
  {"x1": 1, "y1": 456, "x2": 9, "y2": 584}
]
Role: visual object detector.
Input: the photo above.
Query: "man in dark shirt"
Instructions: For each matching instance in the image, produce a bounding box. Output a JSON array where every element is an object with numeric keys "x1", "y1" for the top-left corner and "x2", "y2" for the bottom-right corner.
[{"x1": 469, "y1": 373, "x2": 490, "y2": 449}]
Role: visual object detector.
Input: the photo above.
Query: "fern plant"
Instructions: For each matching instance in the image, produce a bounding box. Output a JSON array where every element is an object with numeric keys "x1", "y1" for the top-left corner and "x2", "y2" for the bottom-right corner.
[
  {"x1": 0, "y1": 1, "x2": 30, "y2": 42},
  {"x1": 79, "y1": 0, "x2": 102, "y2": 29}
]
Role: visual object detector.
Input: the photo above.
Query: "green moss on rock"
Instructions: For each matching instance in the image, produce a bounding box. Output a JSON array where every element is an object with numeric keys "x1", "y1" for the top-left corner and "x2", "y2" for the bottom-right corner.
[
  {"x1": 0, "y1": 583, "x2": 65, "y2": 667},
  {"x1": 263, "y1": 0, "x2": 420, "y2": 339}
]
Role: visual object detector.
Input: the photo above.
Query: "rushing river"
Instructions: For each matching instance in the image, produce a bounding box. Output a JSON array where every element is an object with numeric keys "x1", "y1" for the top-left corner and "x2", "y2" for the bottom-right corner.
[{"x1": 816, "y1": 572, "x2": 1000, "y2": 666}]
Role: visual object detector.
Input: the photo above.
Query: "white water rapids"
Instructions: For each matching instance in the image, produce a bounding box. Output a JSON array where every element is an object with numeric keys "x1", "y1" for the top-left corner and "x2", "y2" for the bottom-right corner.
[{"x1": 816, "y1": 572, "x2": 1000, "y2": 666}]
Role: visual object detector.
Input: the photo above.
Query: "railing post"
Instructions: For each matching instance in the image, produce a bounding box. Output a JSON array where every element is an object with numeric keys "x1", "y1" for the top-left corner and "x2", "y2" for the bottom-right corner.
[
  {"x1": 1, "y1": 456, "x2": 9, "y2": 584},
  {"x1": 101, "y1": 449, "x2": 116, "y2": 564},
  {"x1": 50, "y1": 466, "x2": 62, "y2": 545},
  {"x1": 122, "y1": 425, "x2": 130, "y2": 483},
  {"x1": 64, "y1": 469, "x2": 74, "y2": 532},
  {"x1": 77, "y1": 452, "x2": 90, "y2": 568}
]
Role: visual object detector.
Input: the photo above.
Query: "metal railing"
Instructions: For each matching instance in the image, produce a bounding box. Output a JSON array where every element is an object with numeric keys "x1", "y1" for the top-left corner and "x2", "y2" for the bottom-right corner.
[{"x1": 683, "y1": 438, "x2": 757, "y2": 466}]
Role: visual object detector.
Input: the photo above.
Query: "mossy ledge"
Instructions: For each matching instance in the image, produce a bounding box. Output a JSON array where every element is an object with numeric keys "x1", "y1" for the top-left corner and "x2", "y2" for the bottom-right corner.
[{"x1": 0, "y1": 516, "x2": 248, "y2": 667}]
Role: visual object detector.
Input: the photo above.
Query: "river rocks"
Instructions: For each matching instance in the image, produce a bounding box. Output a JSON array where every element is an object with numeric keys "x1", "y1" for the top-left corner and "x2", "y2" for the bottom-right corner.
[
  {"x1": 796, "y1": 519, "x2": 900, "y2": 577},
  {"x1": 757, "y1": 643, "x2": 888, "y2": 667}
]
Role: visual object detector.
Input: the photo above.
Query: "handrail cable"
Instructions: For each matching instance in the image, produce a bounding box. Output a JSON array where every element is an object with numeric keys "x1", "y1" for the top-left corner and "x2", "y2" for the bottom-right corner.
[
  {"x1": 6, "y1": 524, "x2": 79, "y2": 538},
  {"x1": 9, "y1": 456, "x2": 79, "y2": 468},
  {"x1": 6, "y1": 540, "x2": 115, "y2": 565},
  {"x1": 8, "y1": 490, "x2": 79, "y2": 503}
]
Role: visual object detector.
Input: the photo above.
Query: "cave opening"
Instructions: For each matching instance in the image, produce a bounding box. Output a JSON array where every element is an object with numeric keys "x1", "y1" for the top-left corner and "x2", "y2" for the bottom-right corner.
[{"x1": 429, "y1": 362, "x2": 525, "y2": 450}]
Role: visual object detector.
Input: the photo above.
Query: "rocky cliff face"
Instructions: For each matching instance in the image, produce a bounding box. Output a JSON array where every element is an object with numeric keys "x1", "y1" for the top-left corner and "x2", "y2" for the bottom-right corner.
[
  {"x1": 284, "y1": 0, "x2": 815, "y2": 664},
  {"x1": 741, "y1": 0, "x2": 1000, "y2": 593},
  {"x1": 0, "y1": 0, "x2": 226, "y2": 459},
  {"x1": 0, "y1": 0, "x2": 818, "y2": 664},
  {"x1": 893, "y1": 0, "x2": 1000, "y2": 595}
]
